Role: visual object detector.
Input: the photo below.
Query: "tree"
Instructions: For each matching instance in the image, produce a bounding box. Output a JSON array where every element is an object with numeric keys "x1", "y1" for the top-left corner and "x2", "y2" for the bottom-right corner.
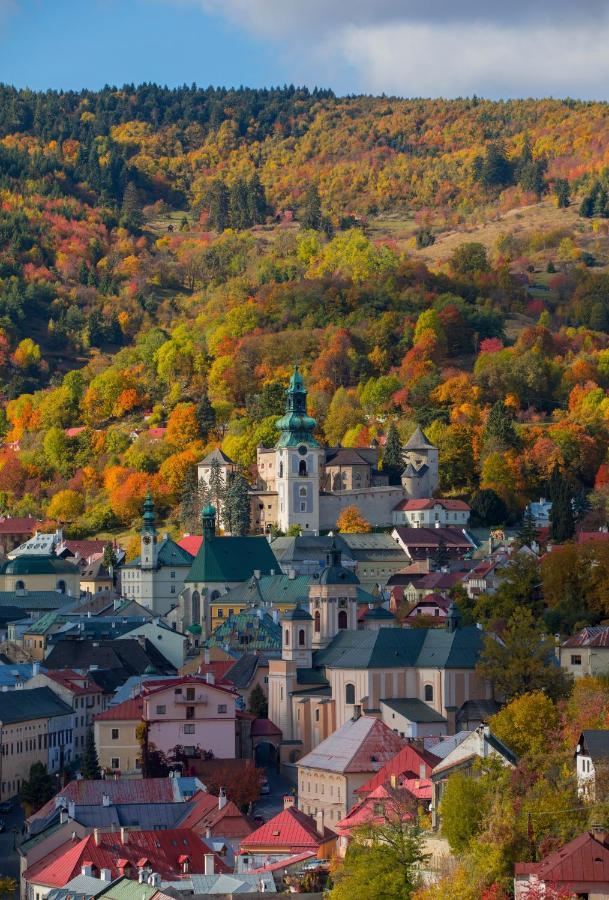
[
  {"x1": 195, "y1": 392, "x2": 216, "y2": 439},
  {"x1": 433, "y1": 538, "x2": 449, "y2": 570},
  {"x1": 247, "y1": 173, "x2": 268, "y2": 224},
  {"x1": 440, "y1": 773, "x2": 489, "y2": 853},
  {"x1": 483, "y1": 401, "x2": 519, "y2": 449},
  {"x1": 329, "y1": 797, "x2": 427, "y2": 900},
  {"x1": 200, "y1": 759, "x2": 263, "y2": 811},
  {"x1": 554, "y1": 179, "x2": 570, "y2": 208},
  {"x1": 489, "y1": 692, "x2": 558, "y2": 764},
  {"x1": 229, "y1": 177, "x2": 251, "y2": 229},
  {"x1": 469, "y1": 489, "x2": 508, "y2": 526},
  {"x1": 550, "y1": 481, "x2": 575, "y2": 543},
  {"x1": 450, "y1": 241, "x2": 490, "y2": 276},
  {"x1": 207, "y1": 458, "x2": 226, "y2": 522},
  {"x1": 300, "y1": 183, "x2": 323, "y2": 231},
  {"x1": 208, "y1": 180, "x2": 230, "y2": 232},
  {"x1": 477, "y1": 608, "x2": 572, "y2": 702},
  {"x1": 473, "y1": 142, "x2": 514, "y2": 191},
  {"x1": 382, "y1": 422, "x2": 404, "y2": 486},
  {"x1": 47, "y1": 489, "x2": 85, "y2": 523},
  {"x1": 515, "y1": 508, "x2": 539, "y2": 549},
  {"x1": 248, "y1": 683, "x2": 268, "y2": 718},
  {"x1": 120, "y1": 181, "x2": 143, "y2": 229},
  {"x1": 81, "y1": 729, "x2": 101, "y2": 779},
  {"x1": 20, "y1": 762, "x2": 55, "y2": 812},
  {"x1": 336, "y1": 505, "x2": 372, "y2": 533},
  {"x1": 224, "y1": 472, "x2": 250, "y2": 536}
]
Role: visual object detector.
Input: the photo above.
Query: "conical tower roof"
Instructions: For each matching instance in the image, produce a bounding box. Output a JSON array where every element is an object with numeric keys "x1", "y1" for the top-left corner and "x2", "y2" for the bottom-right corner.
[{"x1": 404, "y1": 425, "x2": 435, "y2": 451}]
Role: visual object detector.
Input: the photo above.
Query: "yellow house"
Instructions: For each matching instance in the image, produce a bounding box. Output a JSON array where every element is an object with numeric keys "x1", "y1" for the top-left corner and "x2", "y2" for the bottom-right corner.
[
  {"x1": 0, "y1": 555, "x2": 80, "y2": 597},
  {"x1": 80, "y1": 558, "x2": 114, "y2": 594},
  {"x1": 93, "y1": 697, "x2": 142, "y2": 775}
]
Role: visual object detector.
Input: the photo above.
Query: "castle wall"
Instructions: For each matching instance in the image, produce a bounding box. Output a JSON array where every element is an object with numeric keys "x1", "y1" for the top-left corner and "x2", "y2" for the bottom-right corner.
[{"x1": 319, "y1": 486, "x2": 406, "y2": 530}]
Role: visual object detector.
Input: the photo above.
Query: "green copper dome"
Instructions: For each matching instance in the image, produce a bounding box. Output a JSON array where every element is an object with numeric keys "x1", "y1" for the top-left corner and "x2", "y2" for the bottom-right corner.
[
  {"x1": 276, "y1": 366, "x2": 320, "y2": 448},
  {"x1": 202, "y1": 505, "x2": 216, "y2": 517}
]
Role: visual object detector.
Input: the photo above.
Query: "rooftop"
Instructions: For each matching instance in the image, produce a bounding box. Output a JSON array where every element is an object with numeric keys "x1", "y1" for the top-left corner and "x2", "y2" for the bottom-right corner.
[
  {"x1": 515, "y1": 830, "x2": 609, "y2": 888},
  {"x1": 563, "y1": 627, "x2": 609, "y2": 649},
  {"x1": 355, "y1": 742, "x2": 440, "y2": 796},
  {"x1": 297, "y1": 715, "x2": 406, "y2": 774},
  {"x1": 380, "y1": 698, "x2": 447, "y2": 723},
  {"x1": 185, "y1": 533, "x2": 278, "y2": 584},
  {"x1": 0, "y1": 686, "x2": 73, "y2": 724},
  {"x1": 241, "y1": 805, "x2": 334, "y2": 850}
]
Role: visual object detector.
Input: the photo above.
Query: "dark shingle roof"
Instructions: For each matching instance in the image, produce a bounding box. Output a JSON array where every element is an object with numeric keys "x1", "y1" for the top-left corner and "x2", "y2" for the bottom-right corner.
[
  {"x1": 0, "y1": 686, "x2": 73, "y2": 724},
  {"x1": 124, "y1": 537, "x2": 194, "y2": 570},
  {"x1": 580, "y1": 730, "x2": 609, "y2": 760},
  {"x1": 186, "y1": 536, "x2": 278, "y2": 584},
  {"x1": 45, "y1": 638, "x2": 175, "y2": 676},
  {"x1": 381, "y1": 698, "x2": 447, "y2": 723},
  {"x1": 404, "y1": 426, "x2": 435, "y2": 450},
  {"x1": 224, "y1": 653, "x2": 261, "y2": 689}
]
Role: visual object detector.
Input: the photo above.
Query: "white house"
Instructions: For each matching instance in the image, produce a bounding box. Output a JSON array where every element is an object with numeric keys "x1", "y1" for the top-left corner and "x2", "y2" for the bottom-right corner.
[
  {"x1": 380, "y1": 698, "x2": 447, "y2": 739},
  {"x1": 392, "y1": 498, "x2": 471, "y2": 528},
  {"x1": 576, "y1": 730, "x2": 609, "y2": 800}
]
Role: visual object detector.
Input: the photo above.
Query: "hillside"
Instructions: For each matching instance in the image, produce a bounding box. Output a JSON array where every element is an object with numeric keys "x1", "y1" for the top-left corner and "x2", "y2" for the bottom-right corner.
[{"x1": 1, "y1": 86, "x2": 609, "y2": 538}]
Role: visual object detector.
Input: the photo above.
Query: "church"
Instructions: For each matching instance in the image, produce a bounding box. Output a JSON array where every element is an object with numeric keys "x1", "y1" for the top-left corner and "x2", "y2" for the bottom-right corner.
[
  {"x1": 268, "y1": 541, "x2": 492, "y2": 772},
  {"x1": 198, "y1": 367, "x2": 439, "y2": 536}
]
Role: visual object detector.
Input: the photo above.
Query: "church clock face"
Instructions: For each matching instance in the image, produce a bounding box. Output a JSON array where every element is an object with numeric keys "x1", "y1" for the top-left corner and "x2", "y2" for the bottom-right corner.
[
  {"x1": 143, "y1": 535, "x2": 152, "y2": 545},
  {"x1": 298, "y1": 444, "x2": 308, "y2": 456}
]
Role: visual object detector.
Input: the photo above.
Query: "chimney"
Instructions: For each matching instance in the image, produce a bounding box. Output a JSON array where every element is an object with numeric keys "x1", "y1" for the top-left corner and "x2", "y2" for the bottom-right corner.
[
  {"x1": 102, "y1": 793, "x2": 111, "y2": 807},
  {"x1": 68, "y1": 800, "x2": 75, "y2": 819},
  {"x1": 315, "y1": 809, "x2": 325, "y2": 837},
  {"x1": 206, "y1": 672, "x2": 215, "y2": 685},
  {"x1": 32, "y1": 660, "x2": 40, "y2": 677},
  {"x1": 352, "y1": 704, "x2": 362, "y2": 721},
  {"x1": 253, "y1": 569, "x2": 261, "y2": 580},
  {"x1": 204, "y1": 648, "x2": 210, "y2": 665},
  {"x1": 283, "y1": 795, "x2": 295, "y2": 810},
  {"x1": 94, "y1": 828, "x2": 100, "y2": 846},
  {"x1": 204, "y1": 853, "x2": 215, "y2": 876},
  {"x1": 419, "y1": 763, "x2": 426, "y2": 779},
  {"x1": 59, "y1": 809, "x2": 67, "y2": 825},
  {"x1": 218, "y1": 787, "x2": 227, "y2": 810},
  {"x1": 591, "y1": 824, "x2": 608, "y2": 844},
  {"x1": 120, "y1": 827, "x2": 128, "y2": 845},
  {"x1": 288, "y1": 568, "x2": 296, "y2": 580},
  {"x1": 101, "y1": 868, "x2": 112, "y2": 882},
  {"x1": 390, "y1": 774, "x2": 397, "y2": 789}
]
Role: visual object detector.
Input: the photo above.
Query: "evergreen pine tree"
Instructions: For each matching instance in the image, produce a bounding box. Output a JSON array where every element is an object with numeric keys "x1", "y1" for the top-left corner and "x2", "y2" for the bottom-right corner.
[
  {"x1": 208, "y1": 458, "x2": 226, "y2": 523},
  {"x1": 300, "y1": 183, "x2": 323, "y2": 231},
  {"x1": 20, "y1": 762, "x2": 55, "y2": 812},
  {"x1": 515, "y1": 507, "x2": 539, "y2": 549},
  {"x1": 208, "y1": 180, "x2": 229, "y2": 232},
  {"x1": 229, "y1": 178, "x2": 251, "y2": 229},
  {"x1": 550, "y1": 481, "x2": 575, "y2": 543},
  {"x1": 483, "y1": 400, "x2": 519, "y2": 449},
  {"x1": 224, "y1": 472, "x2": 251, "y2": 536},
  {"x1": 120, "y1": 181, "x2": 143, "y2": 229},
  {"x1": 81, "y1": 729, "x2": 101, "y2": 779},
  {"x1": 247, "y1": 173, "x2": 268, "y2": 225},
  {"x1": 195, "y1": 393, "x2": 216, "y2": 440},
  {"x1": 382, "y1": 423, "x2": 404, "y2": 486},
  {"x1": 594, "y1": 185, "x2": 609, "y2": 218},
  {"x1": 248, "y1": 683, "x2": 268, "y2": 718},
  {"x1": 180, "y1": 467, "x2": 204, "y2": 533},
  {"x1": 433, "y1": 538, "x2": 449, "y2": 570},
  {"x1": 554, "y1": 178, "x2": 570, "y2": 208}
]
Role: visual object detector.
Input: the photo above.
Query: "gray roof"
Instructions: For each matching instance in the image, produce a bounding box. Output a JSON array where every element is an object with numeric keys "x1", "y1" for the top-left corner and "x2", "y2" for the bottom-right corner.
[
  {"x1": 402, "y1": 463, "x2": 428, "y2": 478},
  {"x1": 45, "y1": 875, "x2": 107, "y2": 900},
  {"x1": 457, "y1": 699, "x2": 501, "y2": 723},
  {"x1": 74, "y1": 802, "x2": 191, "y2": 829},
  {"x1": 381, "y1": 698, "x2": 447, "y2": 723},
  {"x1": 313, "y1": 624, "x2": 485, "y2": 670},
  {"x1": 123, "y1": 537, "x2": 193, "y2": 570},
  {"x1": 0, "y1": 686, "x2": 73, "y2": 724},
  {"x1": 0, "y1": 591, "x2": 73, "y2": 610},
  {"x1": 163, "y1": 873, "x2": 276, "y2": 893},
  {"x1": 580, "y1": 730, "x2": 609, "y2": 760},
  {"x1": 198, "y1": 448, "x2": 236, "y2": 467},
  {"x1": 224, "y1": 653, "x2": 262, "y2": 689},
  {"x1": 424, "y1": 731, "x2": 472, "y2": 759},
  {"x1": 404, "y1": 425, "x2": 435, "y2": 450}
]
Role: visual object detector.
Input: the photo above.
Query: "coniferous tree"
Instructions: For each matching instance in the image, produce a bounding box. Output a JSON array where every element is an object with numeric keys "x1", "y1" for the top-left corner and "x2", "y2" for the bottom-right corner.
[
  {"x1": 195, "y1": 393, "x2": 216, "y2": 440},
  {"x1": 20, "y1": 762, "x2": 55, "y2": 812},
  {"x1": 554, "y1": 178, "x2": 570, "y2": 208},
  {"x1": 180, "y1": 467, "x2": 205, "y2": 533},
  {"x1": 248, "y1": 683, "x2": 268, "y2": 718},
  {"x1": 550, "y1": 481, "x2": 575, "y2": 543},
  {"x1": 382, "y1": 423, "x2": 404, "y2": 486},
  {"x1": 515, "y1": 507, "x2": 539, "y2": 549},
  {"x1": 120, "y1": 181, "x2": 143, "y2": 229},
  {"x1": 247, "y1": 173, "x2": 268, "y2": 225},
  {"x1": 483, "y1": 400, "x2": 519, "y2": 449},
  {"x1": 300, "y1": 183, "x2": 323, "y2": 230},
  {"x1": 208, "y1": 180, "x2": 230, "y2": 232},
  {"x1": 224, "y1": 472, "x2": 251, "y2": 536},
  {"x1": 208, "y1": 458, "x2": 226, "y2": 522},
  {"x1": 81, "y1": 729, "x2": 101, "y2": 779},
  {"x1": 229, "y1": 178, "x2": 251, "y2": 229},
  {"x1": 433, "y1": 538, "x2": 449, "y2": 570}
]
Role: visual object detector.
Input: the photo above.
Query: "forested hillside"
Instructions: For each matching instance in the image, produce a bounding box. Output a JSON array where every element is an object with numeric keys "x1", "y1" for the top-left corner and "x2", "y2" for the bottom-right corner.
[{"x1": 2, "y1": 85, "x2": 609, "y2": 539}]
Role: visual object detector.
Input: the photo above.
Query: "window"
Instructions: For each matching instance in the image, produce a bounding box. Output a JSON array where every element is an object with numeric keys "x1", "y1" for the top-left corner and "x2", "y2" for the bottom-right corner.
[
  {"x1": 315, "y1": 709, "x2": 320, "y2": 722},
  {"x1": 299, "y1": 460, "x2": 307, "y2": 476},
  {"x1": 424, "y1": 684, "x2": 434, "y2": 702},
  {"x1": 298, "y1": 628, "x2": 305, "y2": 647},
  {"x1": 111, "y1": 728, "x2": 119, "y2": 740},
  {"x1": 345, "y1": 683, "x2": 355, "y2": 705},
  {"x1": 186, "y1": 706, "x2": 195, "y2": 719},
  {"x1": 111, "y1": 758, "x2": 120, "y2": 769},
  {"x1": 217, "y1": 609, "x2": 224, "y2": 618},
  {"x1": 184, "y1": 724, "x2": 195, "y2": 734},
  {"x1": 156, "y1": 705, "x2": 166, "y2": 715},
  {"x1": 186, "y1": 687, "x2": 195, "y2": 701},
  {"x1": 171, "y1": 586, "x2": 176, "y2": 594},
  {"x1": 217, "y1": 704, "x2": 227, "y2": 714},
  {"x1": 15, "y1": 580, "x2": 24, "y2": 590},
  {"x1": 191, "y1": 591, "x2": 200, "y2": 623},
  {"x1": 300, "y1": 503, "x2": 306, "y2": 512},
  {"x1": 299, "y1": 486, "x2": 307, "y2": 497},
  {"x1": 285, "y1": 629, "x2": 289, "y2": 646},
  {"x1": 571, "y1": 655, "x2": 582, "y2": 665},
  {"x1": 314, "y1": 611, "x2": 320, "y2": 633},
  {"x1": 338, "y1": 610, "x2": 348, "y2": 630},
  {"x1": 171, "y1": 571, "x2": 175, "y2": 579}
]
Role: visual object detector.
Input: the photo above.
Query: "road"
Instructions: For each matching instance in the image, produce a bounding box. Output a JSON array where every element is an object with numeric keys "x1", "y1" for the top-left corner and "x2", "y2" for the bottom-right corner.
[{"x1": 251, "y1": 769, "x2": 294, "y2": 821}]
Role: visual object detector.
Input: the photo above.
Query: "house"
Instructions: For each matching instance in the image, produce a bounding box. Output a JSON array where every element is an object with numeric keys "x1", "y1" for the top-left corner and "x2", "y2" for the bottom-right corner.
[
  {"x1": 237, "y1": 797, "x2": 336, "y2": 872},
  {"x1": 93, "y1": 697, "x2": 143, "y2": 775},
  {"x1": 514, "y1": 827, "x2": 609, "y2": 899},
  {"x1": 175, "y1": 788, "x2": 254, "y2": 862},
  {"x1": 176, "y1": 506, "x2": 279, "y2": 639},
  {"x1": 23, "y1": 827, "x2": 228, "y2": 899},
  {"x1": 0, "y1": 687, "x2": 74, "y2": 800},
  {"x1": 389, "y1": 571, "x2": 465, "y2": 607},
  {"x1": 561, "y1": 627, "x2": 609, "y2": 679},
  {"x1": 380, "y1": 698, "x2": 447, "y2": 738},
  {"x1": 118, "y1": 495, "x2": 194, "y2": 616},
  {"x1": 44, "y1": 637, "x2": 176, "y2": 680},
  {"x1": 26, "y1": 669, "x2": 104, "y2": 757},
  {"x1": 456, "y1": 699, "x2": 501, "y2": 732},
  {"x1": 335, "y1": 784, "x2": 419, "y2": 856},
  {"x1": 462, "y1": 559, "x2": 503, "y2": 598},
  {"x1": 79, "y1": 559, "x2": 114, "y2": 595},
  {"x1": 392, "y1": 526, "x2": 476, "y2": 562},
  {"x1": 0, "y1": 515, "x2": 39, "y2": 557},
  {"x1": 197, "y1": 448, "x2": 238, "y2": 531},
  {"x1": 116, "y1": 620, "x2": 188, "y2": 670},
  {"x1": 296, "y1": 712, "x2": 407, "y2": 829},
  {"x1": 353, "y1": 741, "x2": 439, "y2": 799},
  {"x1": 576, "y1": 730, "x2": 609, "y2": 800},
  {"x1": 525, "y1": 497, "x2": 552, "y2": 528},
  {"x1": 402, "y1": 593, "x2": 452, "y2": 622},
  {"x1": 392, "y1": 498, "x2": 470, "y2": 529},
  {"x1": 204, "y1": 571, "x2": 309, "y2": 633},
  {"x1": 0, "y1": 555, "x2": 80, "y2": 597},
  {"x1": 430, "y1": 724, "x2": 517, "y2": 828},
  {"x1": 202, "y1": 609, "x2": 281, "y2": 656}
]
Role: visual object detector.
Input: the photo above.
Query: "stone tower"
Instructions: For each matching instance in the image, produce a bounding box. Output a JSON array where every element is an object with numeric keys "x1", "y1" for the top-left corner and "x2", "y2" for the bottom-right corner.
[
  {"x1": 275, "y1": 367, "x2": 325, "y2": 535},
  {"x1": 401, "y1": 425, "x2": 439, "y2": 499}
]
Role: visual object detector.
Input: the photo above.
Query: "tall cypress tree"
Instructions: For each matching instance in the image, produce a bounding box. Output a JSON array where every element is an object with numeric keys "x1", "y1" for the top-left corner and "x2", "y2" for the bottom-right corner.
[
  {"x1": 81, "y1": 729, "x2": 101, "y2": 779},
  {"x1": 516, "y1": 507, "x2": 539, "y2": 549},
  {"x1": 247, "y1": 173, "x2": 268, "y2": 225},
  {"x1": 208, "y1": 180, "x2": 229, "y2": 232},
  {"x1": 224, "y1": 472, "x2": 251, "y2": 536},
  {"x1": 300, "y1": 183, "x2": 322, "y2": 231},
  {"x1": 208, "y1": 458, "x2": 226, "y2": 523},
  {"x1": 382, "y1": 423, "x2": 404, "y2": 486},
  {"x1": 483, "y1": 401, "x2": 519, "y2": 449},
  {"x1": 550, "y1": 482, "x2": 575, "y2": 543}
]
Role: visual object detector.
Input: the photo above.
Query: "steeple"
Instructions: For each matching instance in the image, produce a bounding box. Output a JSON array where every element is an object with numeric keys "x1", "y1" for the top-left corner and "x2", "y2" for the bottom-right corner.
[
  {"x1": 445, "y1": 601, "x2": 461, "y2": 633},
  {"x1": 275, "y1": 367, "x2": 320, "y2": 448},
  {"x1": 140, "y1": 491, "x2": 157, "y2": 570},
  {"x1": 202, "y1": 504, "x2": 216, "y2": 542},
  {"x1": 141, "y1": 491, "x2": 156, "y2": 534}
]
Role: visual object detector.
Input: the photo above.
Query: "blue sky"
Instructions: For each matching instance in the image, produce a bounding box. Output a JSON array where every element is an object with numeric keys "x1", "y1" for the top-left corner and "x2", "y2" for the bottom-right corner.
[{"x1": 1, "y1": 0, "x2": 609, "y2": 99}]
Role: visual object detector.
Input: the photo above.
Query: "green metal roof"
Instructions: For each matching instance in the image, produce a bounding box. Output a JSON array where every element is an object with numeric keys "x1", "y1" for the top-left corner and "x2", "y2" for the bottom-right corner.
[
  {"x1": 24, "y1": 611, "x2": 67, "y2": 634},
  {"x1": 185, "y1": 534, "x2": 278, "y2": 584},
  {"x1": 218, "y1": 573, "x2": 310, "y2": 607},
  {"x1": 98, "y1": 877, "x2": 158, "y2": 900},
  {"x1": 123, "y1": 537, "x2": 194, "y2": 570},
  {"x1": 0, "y1": 555, "x2": 79, "y2": 575},
  {"x1": 282, "y1": 605, "x2": 312, "y2": 621},
  {"x1": 313, "y1": 624, "x2": 485, "y2": 670},
  {"x1": 380, "y1": 698, "x2": 447, "y2": 723},
  {"x1": 275, "y1": 366, "x2": 320, "y2": 448}
]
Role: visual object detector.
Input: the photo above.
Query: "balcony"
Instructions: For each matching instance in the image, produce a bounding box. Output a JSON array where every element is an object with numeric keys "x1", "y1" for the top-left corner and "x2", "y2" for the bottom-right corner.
[{"x1": 175, "y1": 692, "x2": 208, "y2": 704}]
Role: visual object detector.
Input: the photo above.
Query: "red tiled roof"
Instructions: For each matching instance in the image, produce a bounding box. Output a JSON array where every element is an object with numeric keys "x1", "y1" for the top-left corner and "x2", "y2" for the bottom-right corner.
[
  {"x1": 44, "y1": 670, "x2": 100, "y2": 695},
  {"x1": 196, "y1": 660, "x2": 235, "y2": 682},
  {"x1": 61, "y1": 539, "x2": 109, "y2": 558},
  {"x1": 336, "y1": 785, "x2": 414, "y2": 834},
  {"x1": 394, "y1": 526, "x2": 474, "y2": 549},
  {"x1": 178, "y1": 535, "x2": 203, "y2": 556},
  {"x1": 514, "y1": 830, "x2": 609, "y2": 888},
  {"x1": 24, "y1": 829, "x2": 228, "y2": 886},
  {"x1": 393, "y1": 498, "x2": 470, "y2": 512},
  {"x1": 177, "y1": 791, "x2": 254, "y2": 839},
  {"x1": 355, "y1": 743, "x2": 440, "y2": 796},
  {"x1": 250, "y1": 717, "x2": 282, "y2": 738},
  {"x1": 0, "y1": 516, "x2": 39, "y2": 534},
  {"x1": 563, "y1": 627, "x2": 609, "y2": 649},
  {"x1": 95, "y1": 697, "x2": 143, "y2": 722},
  {"x1": 240, "y1": 806, "x2": 334, "y2": 851}
]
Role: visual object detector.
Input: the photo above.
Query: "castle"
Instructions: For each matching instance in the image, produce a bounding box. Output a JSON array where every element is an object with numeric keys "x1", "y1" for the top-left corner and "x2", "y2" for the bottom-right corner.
[{"x1": 198, "y1": 367, "x2": 439, "y2": 535}]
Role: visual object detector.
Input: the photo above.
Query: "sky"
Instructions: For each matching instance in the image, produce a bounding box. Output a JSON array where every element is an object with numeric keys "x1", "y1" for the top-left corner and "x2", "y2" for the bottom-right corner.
[{"x1": 1, "y1": 0, "x2": 609, "y2": 99}]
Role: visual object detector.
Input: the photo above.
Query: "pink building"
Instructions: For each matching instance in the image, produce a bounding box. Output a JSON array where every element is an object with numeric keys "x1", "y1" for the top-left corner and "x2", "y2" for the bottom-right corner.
[{"x1": 143, "y1": 676, "x2": 238, "y2": 759}]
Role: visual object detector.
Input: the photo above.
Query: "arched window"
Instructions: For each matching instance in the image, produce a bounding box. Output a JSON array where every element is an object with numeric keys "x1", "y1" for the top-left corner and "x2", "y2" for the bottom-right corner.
[
  {"x1": 299, "y1": 460, "x2": 307, "y2": 476},
  {"x1": 299, "y1": 486, "x2": 307, "y2": 497},
  {"x1": 298, "y1": 628, "x2": 305, "y2": 647},
  {"x1": 424, "y1": 684, "x2": 434, "y2": 702},
  {"x1": 191, "y1": 590, "x2": 201, "y2": 624},
  {"x1": 345, "y1": 683, "x2": 355, "y2": 704},
  {"x1": 338, "y1": 610, "x2": 348, "y2": 630},
  {"x1": 15, "y1": 580, "x2": 24, "y2": 590},
  {"x1": 285, "y1": 629, "x2": 289, "y2": 646},
  {"x1": 314, "y1": 610, "x2": 321, "y2": 633}
]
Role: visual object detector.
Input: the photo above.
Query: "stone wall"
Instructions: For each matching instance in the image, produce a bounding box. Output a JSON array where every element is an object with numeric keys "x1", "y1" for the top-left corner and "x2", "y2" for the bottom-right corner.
[{"x1": 319, "y1": 486, "x2": 406, "y2": 530}]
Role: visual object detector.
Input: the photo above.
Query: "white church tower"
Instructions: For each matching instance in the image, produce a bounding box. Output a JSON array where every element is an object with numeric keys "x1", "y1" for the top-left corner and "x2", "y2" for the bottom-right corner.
[{"x1": 275, "y1": 367, "x2": 324, "y2": 535}]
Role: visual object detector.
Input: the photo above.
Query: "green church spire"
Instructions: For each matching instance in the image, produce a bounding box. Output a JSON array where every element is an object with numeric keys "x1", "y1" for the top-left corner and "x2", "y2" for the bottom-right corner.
[
  {"x1": 276, "y1": 366, "x2": 320, "y2": 448},
  {"x1": 141, "y1": 491, "x2": 156, "y2": 533}
]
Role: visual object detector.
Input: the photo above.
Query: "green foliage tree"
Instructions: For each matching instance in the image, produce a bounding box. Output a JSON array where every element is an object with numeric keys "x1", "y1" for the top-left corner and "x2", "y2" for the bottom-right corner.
[
  {"x1": 382, "y1": 422, "x2": 404, "y2": 486},
  {"x1": 248, "y1": 683, "x2": 268, "y2": 718},
  {"x1": 550, "y1": 481, "x2": 575, "y2": 543},
  {"x1": 208, "y1": 179, "x2": 230, "y2": 231},
  {"x1": 450, "y1": 242, "x2": 490, "y2": 276},
  {"x1": 554, "y1": 178, "x2": 570, "y2": 208},
  {"x1": 473, "y1": 142, "x2": 514, "y2": 191},
  {"x1": 515, "y1": 507, "x2": 539, "y2": 549},
  {"x1": 483, "y1": 400, "x2": 519, "y2": 449},
  {"x1": 81, "y1": 728, "x2": 101, "y2": 779},
  {"x1": 20, "y1": 761, "x2": 55, "y2": 812},
  {"x1": 489, "y1": 691, "x2": 558, "y2": 764},
  {"x1": 468, "y1": 489, "x2": 507, "y2": 526},
  {"x1": 120, "y1": 181, "x2": 143, "y2": 229},
  {"x1": 477, "y1": 607, "x2": 572, "y2": 702},
  {"x1": 439, "y1": 773, "x2": 489, "y2": 853},
  {"x1": 300, "y1": 183, "x2": 323, "y2": 231}
]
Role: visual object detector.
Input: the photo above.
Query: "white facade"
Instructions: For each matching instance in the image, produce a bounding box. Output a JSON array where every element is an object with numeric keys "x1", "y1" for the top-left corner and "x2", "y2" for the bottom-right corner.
[
  {"x1": 117, "y1": 620, "x2": 187, "y2": 669},
  {"x1": 47, "y1": 711, "x2": 75, "y2": 773},
  {"x1": 276, "y1": 443, "x2": 324, "y2": 535},
  {"x1": 393, "y1": 501, "x2": 470, "y2": 529}
]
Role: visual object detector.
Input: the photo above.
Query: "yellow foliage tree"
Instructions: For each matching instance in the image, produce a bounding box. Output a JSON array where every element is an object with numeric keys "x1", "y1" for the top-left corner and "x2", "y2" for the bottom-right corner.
[
  {"x1": 47, "y1": 489, "x2": 85, "y2": 522},
  {"x1": 336, "y1": 505, "x2": 372, "y2": 534}
]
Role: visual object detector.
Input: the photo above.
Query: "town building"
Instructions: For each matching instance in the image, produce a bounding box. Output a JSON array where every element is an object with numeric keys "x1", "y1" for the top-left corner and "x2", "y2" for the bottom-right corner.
[
  {"x1": 561, "y1": 627, "x2": 609, "y2": 679},
  {"x1": 525, "y1": 497, "x2": 553, "y2": 527},
  {"x1": 44, "y1": 637, "x2": 176, "y2": 680},
  {"x1": 575, "y1": 730, "x2": 609, "y2": 800},
  {"x1": 118, "y1": 495, "x2": 194, "y2": 616},
  {"x1": 237, "y1": 798, "x2": 336, "y2": 872},
  {"x1": 0, "y1": 687, "x2": 74, "y2": 800},
  {"x1": 93, "y1": 696, "x2": 143, "y2": 775},
  {"x1": 0, "y1": 515, "x2": 39, "y2": 557},
  {"x1": 26, "y1": 669, "x2": 104, "y2": 756},
  {"x1": 391, "y1": 526, "x2": 476, "y2": 562},
  {"x1": 392, "y1": 498, "x2": 471, "y2": 529},
  {"x1": 296, "y1": 713, "x2": 406, "y2": 828},
  {"x1": 402, "y1": 593, "x2": 452, "y2": 622},
  {"x1": 380, "y1": 698, "x2": 447, "y2": 738},
  {"x1": 514, "y1": 827, "x2": 609, "y2": 899},
  {"x1": 0, "y1": 555, "x2": 80, "y2": 597},
  {"x1": 204, "y1": 572, "x2": 309, "y2": 633}
]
